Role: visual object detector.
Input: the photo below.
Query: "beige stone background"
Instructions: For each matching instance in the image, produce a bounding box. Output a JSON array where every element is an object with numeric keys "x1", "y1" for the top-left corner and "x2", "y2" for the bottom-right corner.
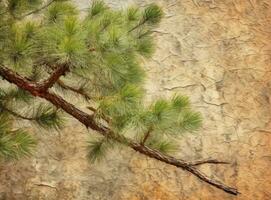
[{"x1": 1, "y1": 0, "x2": 271, "y2": 199}]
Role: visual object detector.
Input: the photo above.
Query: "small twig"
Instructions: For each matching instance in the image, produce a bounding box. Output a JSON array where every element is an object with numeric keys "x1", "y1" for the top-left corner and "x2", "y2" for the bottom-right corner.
[
  {"x1": 141, "y1": 127, "x2": 153, "y2": 145},
  {"x1": 188, "y1": 159, "x2": 230, "y2": 166},
  {"x1": 34, "y1": 183, "x2": 58, "y2": 191},
  {"x1": 128, "y1": 19, "x2": 146, "y2": 33}
]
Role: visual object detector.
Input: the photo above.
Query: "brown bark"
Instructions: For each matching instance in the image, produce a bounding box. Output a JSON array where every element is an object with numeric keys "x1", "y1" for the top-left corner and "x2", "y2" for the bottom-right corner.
[
  {"x1": 37, "y1": 64, "x2": 69, "y2": 91},
  {"x1": 141, "y1": 127, "x2": 152, "y2": 145},
  {"x1": 0, "y1": 66, "x2": 239, "y2": 195}
]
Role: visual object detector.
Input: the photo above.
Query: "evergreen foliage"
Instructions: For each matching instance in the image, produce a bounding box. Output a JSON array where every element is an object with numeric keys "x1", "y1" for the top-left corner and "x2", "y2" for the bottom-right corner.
[
  {"x1": 0, "y1": 0, "x2": 202, "y2": 162},
  {"x1": 0, "y1": 114, "x2": 36, "y2": 160}
]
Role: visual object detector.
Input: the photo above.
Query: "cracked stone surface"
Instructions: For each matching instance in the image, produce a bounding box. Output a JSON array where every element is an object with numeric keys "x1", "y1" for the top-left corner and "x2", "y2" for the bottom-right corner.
[{"x1": 0, "y1": 0, "x2": 271, "y2": 199}]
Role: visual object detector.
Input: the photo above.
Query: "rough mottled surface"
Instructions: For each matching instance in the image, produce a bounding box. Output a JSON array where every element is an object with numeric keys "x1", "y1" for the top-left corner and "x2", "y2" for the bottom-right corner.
[{"x1": 1, "y1": 0, "x2": 271, "y2": 199}]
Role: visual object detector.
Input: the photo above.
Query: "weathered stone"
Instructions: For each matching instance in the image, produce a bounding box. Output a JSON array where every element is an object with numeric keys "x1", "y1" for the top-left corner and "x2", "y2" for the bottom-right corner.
[{"x1": 1, "y1": 0, "x2": 271, "y2": 199}]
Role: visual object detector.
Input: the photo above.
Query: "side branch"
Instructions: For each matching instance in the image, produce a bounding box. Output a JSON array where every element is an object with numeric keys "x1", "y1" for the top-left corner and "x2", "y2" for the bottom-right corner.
[
  {"x1": 38, "y1": 64, "x2": 69, "y2": 91},
  {"x1": 17, "y1": 0, "x2": 56, "y2": 19},
  {"x1": 188, "y1": 159, "x2": 230, "y2": 166},
  {"x1": 0, "y1": 66, "x2": 239, "y2": 196},
  {"x1": 131, "y1": 144, "x2": 239, "y2": 195},
  {"x1": 141, "y1": 127, "x2": 152, "y2": 145}
]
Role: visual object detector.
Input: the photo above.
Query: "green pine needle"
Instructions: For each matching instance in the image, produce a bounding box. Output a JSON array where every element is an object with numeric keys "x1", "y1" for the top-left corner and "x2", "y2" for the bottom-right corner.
[
  {"x1": 34, "y1": 105, "x2": 64, "y2": 130},
  {"x1": 135, "y1": 37, "x2": 154, "y2": 57},
  {"x1": 143, "y1": 4, "x2": 163, "y2": 24},
  {"x1": 147, "y1": 137, "x2": 178, "y2": 154},
  {"x1": 171, "y1": 94, "x2": 190, "y2": 111},
  {"x1": 0, "y1": 114, "x2": 12, "y2": 132},
  {"x1": 178, "y1": 111, "x2": 202, "y2": 132},
  {"x1": 0, "y1": 87, "x2": 32, "y2": 103},
  {"x1": 87, "y1": 136, "x2": 114, "y2": 163},
  {"x1": 89, "y1": 0, "x2": 107, "y2": 17},
  {"x1": 0, "y1": 0, "x2": 205, "y2": 163},
  {"x1": 0, "y1": 126, "x2": 36, "y2": 160},
  {"x1": 151, "y1": 99, "x2": 173, "y2": 123},
  {"x1": 126, "y1": 6, "x2": 139, "y2": 21},
  {"x1": 46, "y1": 2, "x2": 77, "y2": 23}
]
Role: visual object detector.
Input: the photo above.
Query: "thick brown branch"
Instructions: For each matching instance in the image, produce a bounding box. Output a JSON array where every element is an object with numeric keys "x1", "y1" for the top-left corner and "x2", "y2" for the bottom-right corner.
[
  {"x1": 0, "y1": 66, "x2": 239, "y2": 195},
  {"x1": 0, "y1": 67, "x2": 40, "y2": 95}
]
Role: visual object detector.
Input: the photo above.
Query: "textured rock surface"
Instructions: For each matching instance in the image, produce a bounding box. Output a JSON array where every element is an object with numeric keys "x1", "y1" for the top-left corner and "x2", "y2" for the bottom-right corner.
[{"x1": 1, "y1": 0, "x2": 271, "y2": 199}]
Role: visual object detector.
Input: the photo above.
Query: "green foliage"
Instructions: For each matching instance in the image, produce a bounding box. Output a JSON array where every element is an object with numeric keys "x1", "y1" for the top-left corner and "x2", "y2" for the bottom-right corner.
[
  {"x1": 0, "y1": 0, "x2": 202, "y2": 163},
  {"x1": 147, "y1": 136, "x2": 178, "y2": 154},
  {"x1": 0, "y1": 87, "x2": 32, "y2": 103},
  {"x1": 39, "y1": 15, "x2": 88, "y2": 68},
  {"x1": 45, "y1": 2, "x2": 77, "y2": 23},
  {"x1": 126, "y1": 6, "x2": 140, "y2": 22},
  {"x1": 89, "y1": 0, "x2": 107, "y2": 17},
  {"x1": 7, "y1": 0, "x2": 42, "y2": 16},
  {"x1": 33, "y1": 104, "x2": 64, "y2": 130},
  {"x1": 99, "y1": 84, "x2": 143, "y2": 117},
  {"x1": 142, "y1": 4, "x2": 163, "y2": 24},
  {"x1": 0, "y1": 86, "x2": 64, "y2": 131},
  {"x1": 3, "y1": 23, "x2": 34, "y2": 71},
  {"x1": 87, "y1": 136, "x2": 115, "y2": 163},
  {"x1": 0, "y1": 129, "x2": 36, "y2": 160},
  {"x1": 171, "y1": 94, "x2": 190, "y2": 111},
  {"x1": 178, "y1": 111, "x2": 202, "y2": 131},
  {"x1": 0, "y1": 114, "x2": 36, "y2": 160},
  {"x1": 135, "y1": 36, "x2": 154, "y2": 58}
]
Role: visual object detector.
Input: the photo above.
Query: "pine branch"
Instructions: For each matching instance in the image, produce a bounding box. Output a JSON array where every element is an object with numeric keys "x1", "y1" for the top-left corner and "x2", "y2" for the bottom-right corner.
[
  {"x1": 0, "y1": 66, "x2": 239, "y2": 195},
  {"x1": 0, "y1": 0, "x2": 57, "y2": 28},
  {"x1": 16, "y1": 0, "x2": 57, "y2": 20},
  {"x1": 35, "y1": 61, "x2": 90, "y2": 99},
  {"x1": 129, "y1": 4, "x2": 163, "y2": 33}
]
